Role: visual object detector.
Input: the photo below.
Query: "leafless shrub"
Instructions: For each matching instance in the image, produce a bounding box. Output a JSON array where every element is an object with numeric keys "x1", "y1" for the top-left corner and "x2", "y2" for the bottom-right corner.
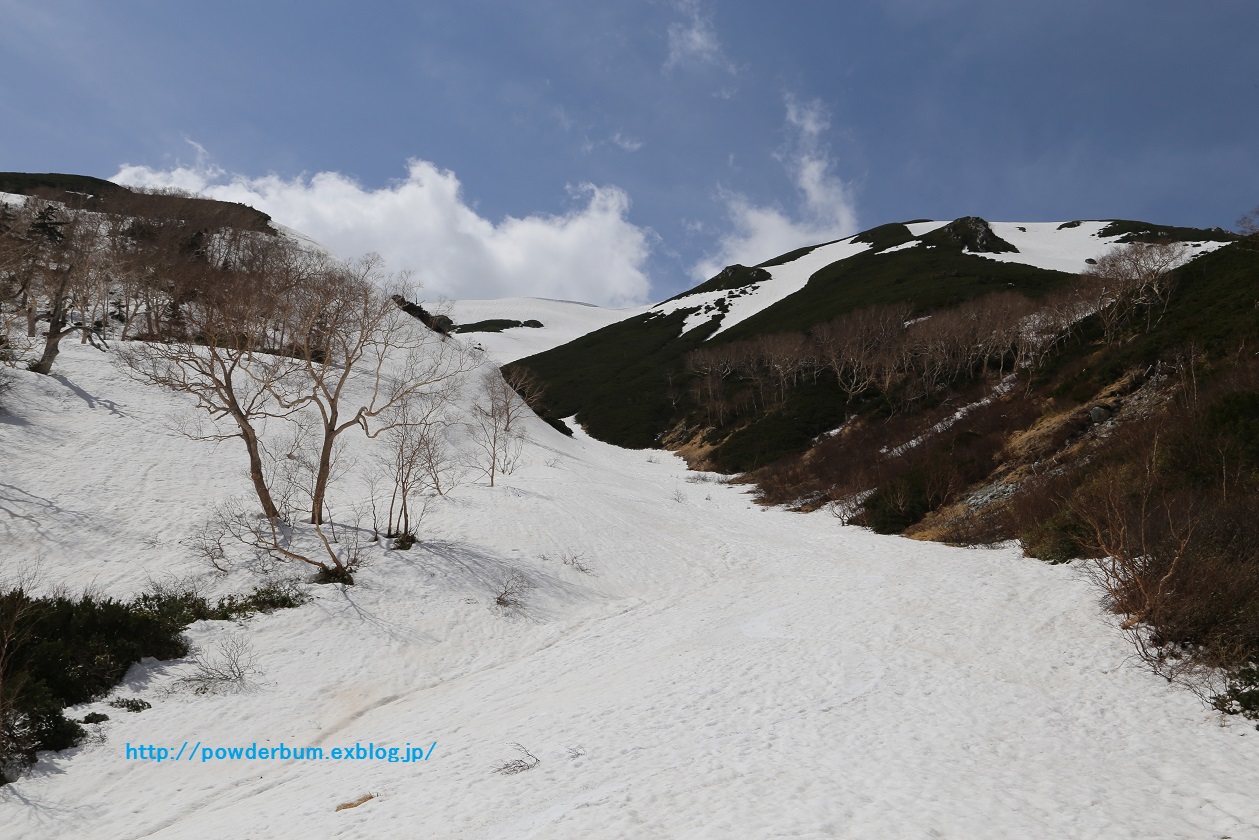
[
  {"x1": 467, "y1": 369, "x2": 530, "y2": 486},
  {"x1": 566, "y1": 746, "x2": 586, "y2": 760},
  {"x1": 494, "y1": 742, "x2": 539, "y2": 775},
  {"x1": 826, "y1": 493, "x2": 869, "y2": 526},
  {"x1": 493, "y1": 570, "x2": 534, "y2": 609},
  {"x1": 183, "y1": 515, "x2": 232, "y2": 574},
  {"x1": 1068, "y1": 416, "x2": 1259, "y2": 689},
  {"x1": 379, "y1": 400, "x2": 461, "y2": 538},
  {"x1": 191, "y1": 495, "x2": 363, "y2": 583},
  {"x1": 79, "y1": 718, "x2": 109, "y2": 746},
  {"x1": 1077, "y1": 242, "x2": 1185, "y2": 343},
  {"x1": 173, "y1": 636, "x2": 259, "y2": 695},
  {"x1": 543, "y1": 550, "x2": 594, "y2": 575},
  {"x1": 1238, "y1": 205, "x2": 1259, "y2": 237}
]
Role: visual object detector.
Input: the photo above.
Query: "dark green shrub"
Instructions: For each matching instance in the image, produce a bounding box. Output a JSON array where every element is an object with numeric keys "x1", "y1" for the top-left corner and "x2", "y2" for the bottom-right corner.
[
  {"x1": 108, "y1": 697, "x2": 151, "y2": 713},
  {"x1": 211, "y1": 581, "x2": 310, "y2": 618},
  {"x1": 1213, "y1": 661, "x2": 1259, "y2": 724},
  {"x1": 861, "y1": 470, "x2": 932, "y2": 534},
  {"x1": 81, "y1": 712, "x2": 108, "y2": 724},
  {"x1": 314, "y1": 565, "x2": 354, "y2": 585},
  {"x1": 26, "y1": 594, "x2": 190, "y2": 706},
  {"x1": 132, "y1": 588, "x2": 214, "y2": 631},
  {"x1": 391, "y1": 533, "x2": 417, "y2": 551},
  {"x1": 7, "y1": 682, "x2": 84, "y2": 763},
  {"x1": 1, "y1": 580, "x2": 308, "y2": 784},
  {"x1": 1020, "y1": 511, "x2": 1086, "y2": 564}
]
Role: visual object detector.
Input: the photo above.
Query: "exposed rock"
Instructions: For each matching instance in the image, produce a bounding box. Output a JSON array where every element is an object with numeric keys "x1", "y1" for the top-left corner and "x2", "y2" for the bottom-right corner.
[
  {"x1": 390, "y1": 294, "x2": 452, "y2": 335},
  {"x1": 927, "y1": 216, "x2": 1019, "y2": 254}
]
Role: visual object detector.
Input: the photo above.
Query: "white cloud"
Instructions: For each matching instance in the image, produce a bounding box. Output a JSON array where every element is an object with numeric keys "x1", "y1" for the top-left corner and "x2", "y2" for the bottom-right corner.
[
  {"x1": 665, "y1": 0, "x2": 734, "y2": 73},
  {"x1": 112, "y1": 158, "x2": 654, "y2": 307},
  {"x1": 692, "y1": 97, "x2": 859, "y2": 280},
  {"x1": 611, "y1": 132, "x2": 645, "y2": 152}
]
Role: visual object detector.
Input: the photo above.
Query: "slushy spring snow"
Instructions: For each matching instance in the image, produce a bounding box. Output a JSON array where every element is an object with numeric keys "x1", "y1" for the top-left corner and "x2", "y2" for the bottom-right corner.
[{"x1": 1, "y1": 289, "x2": 1257, "y2": 838}]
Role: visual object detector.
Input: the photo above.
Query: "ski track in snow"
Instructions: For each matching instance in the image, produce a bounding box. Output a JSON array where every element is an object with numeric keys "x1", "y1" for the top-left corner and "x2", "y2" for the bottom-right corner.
[{"x1": 0, "y1": 327, "x2": 1256, "y2": 838}]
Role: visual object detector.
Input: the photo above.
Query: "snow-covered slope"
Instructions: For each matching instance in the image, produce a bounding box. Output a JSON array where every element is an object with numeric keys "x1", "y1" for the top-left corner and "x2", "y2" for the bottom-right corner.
[
  {"x1": 1, "y1": 337, "x2": 1257, "y2": 839},
  {"x1": 976, "y1": 221, "x2": 1230, "y2": 272},
  {"x1": 441, "y1": 297, "x2": 649, "y2": 363},
  {"x1": 649, "y1": 238, "x2": 871, "y2": 338}
]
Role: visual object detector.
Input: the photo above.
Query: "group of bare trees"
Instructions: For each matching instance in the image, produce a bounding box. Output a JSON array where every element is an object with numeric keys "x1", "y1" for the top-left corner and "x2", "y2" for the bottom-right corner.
[
  {"x1": 1080, "y1": 241, "x2": 1185, "y2": 342},
  {"x1": 2, "y1": 191, "x2": 553, "y2": 581},
  {"x1": 0, "y1": 191, "x2": 285, "y2": 378},
  {"x1": 686, "y1": 291, "x2": 1075, "y2": 423},
  {"x1": 115, "y1": 238, "x2": 483, "y2": 579},
  {"x1": 685, "y1": 242, "x2": 1183, "y2": 426},
  {"x1": 0, "y1": 200, "x2": 110, "y2": 374}
]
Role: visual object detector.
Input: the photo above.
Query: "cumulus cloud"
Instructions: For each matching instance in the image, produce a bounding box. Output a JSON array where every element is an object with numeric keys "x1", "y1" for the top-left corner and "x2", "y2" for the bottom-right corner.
[
  {"x1": 111, "y1": 158, "x2": 654, "y2": 307},
  {"x1": 692, "y1": 97, "x2": 859, "y2": 280},
  {"x1": 665, "y1": 0, "x2": 734, "y2": 73}
]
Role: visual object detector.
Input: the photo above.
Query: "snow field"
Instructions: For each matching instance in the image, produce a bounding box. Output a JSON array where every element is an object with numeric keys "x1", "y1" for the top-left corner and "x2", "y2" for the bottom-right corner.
[
  {"x1": 0, "y1": 330, "x2": 1256, "y2": 838},
  {"x1": 440, "y1": 298, "x2": 650, "y2": 363}
]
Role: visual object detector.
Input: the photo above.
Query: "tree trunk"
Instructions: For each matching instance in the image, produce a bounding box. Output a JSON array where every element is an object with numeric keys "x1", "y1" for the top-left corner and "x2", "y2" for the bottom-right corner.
[
  {"x1": 239, "y1": 421, "x2": 281, "y2": 521},
  {"x1": 310, "y1": 421, "x2": 338, "y2": 524},
  {"x1": 29, "y1": 275, "x2": 71, "y2": 376},
  {"x1": 223, "y1": 381, "x2": 281, "y2": 521}
]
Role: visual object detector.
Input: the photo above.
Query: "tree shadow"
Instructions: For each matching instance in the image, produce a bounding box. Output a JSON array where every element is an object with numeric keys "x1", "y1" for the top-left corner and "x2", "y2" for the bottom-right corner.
[
  {"x1": 53, "y1": 375, "x2": 125, "y2": 417},
  {"x1": 418, "y1": 538, "x2": 599, "y2": 622},
  {"x1": 0, "y1": 482, "x2": 62, "y2": 542}
]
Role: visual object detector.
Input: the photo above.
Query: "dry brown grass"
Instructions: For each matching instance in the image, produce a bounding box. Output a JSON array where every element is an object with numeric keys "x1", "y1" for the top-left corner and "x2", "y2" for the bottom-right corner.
[{"x1": 335, "y1": 793, "x2": 376, "y2": 812}]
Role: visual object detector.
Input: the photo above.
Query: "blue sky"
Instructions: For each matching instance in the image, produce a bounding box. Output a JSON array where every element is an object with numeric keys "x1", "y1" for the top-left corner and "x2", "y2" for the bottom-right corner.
[{"x1": 2, "y1": 0, "x2": 1255, "y2": 305}]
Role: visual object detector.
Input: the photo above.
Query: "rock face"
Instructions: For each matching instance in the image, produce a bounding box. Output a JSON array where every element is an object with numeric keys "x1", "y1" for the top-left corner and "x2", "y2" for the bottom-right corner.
[
  {"x1": 390, "y1": 294, "x2": 453, "y2": 335},
  {"x1": 934, "y1": 216, "x2": 1019, "y2": 254},
  {"x1": 662, "y1": 264, "x2": 772, "y2": 302},
  {"x1": 451, "y1": 318, "x2": 544, "y2": 334}
]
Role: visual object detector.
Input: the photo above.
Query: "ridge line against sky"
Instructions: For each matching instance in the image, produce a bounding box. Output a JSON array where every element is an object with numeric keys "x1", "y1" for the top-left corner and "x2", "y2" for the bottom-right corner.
[{"x1": 2, "y1": 0, "x2": 1255, "y2": 306}]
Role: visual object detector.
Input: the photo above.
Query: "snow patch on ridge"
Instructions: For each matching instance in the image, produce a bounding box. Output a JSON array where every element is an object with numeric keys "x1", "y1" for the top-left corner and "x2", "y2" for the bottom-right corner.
[
  {"x1": 649, "y1": 237, "x2": 873, "y2": 340},
  {"x1": 975, "y1": 222, "x2": 1230, "y2": 274},
  {"x1": 905, "y1": 220, "x2": 949, "y2": 237}
]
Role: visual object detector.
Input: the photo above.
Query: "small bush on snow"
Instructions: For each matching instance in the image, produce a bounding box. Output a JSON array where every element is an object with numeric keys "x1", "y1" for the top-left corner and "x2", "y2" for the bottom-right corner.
[
  {"x1": 172, "y1": 637, "x2": 259, "y2": 695},
  {"x1": 1213, "y1": 661, "x2": 1259, "y2": 725},
  {"x1": 494, "y1": 743, "x2": 540, "y2": 775},
  {"x1": 108, "y1": 697, "x2": 151, "y2": 713},
  {"x1": 493, "y1": 570, "x2": 533, "y2": 609}
]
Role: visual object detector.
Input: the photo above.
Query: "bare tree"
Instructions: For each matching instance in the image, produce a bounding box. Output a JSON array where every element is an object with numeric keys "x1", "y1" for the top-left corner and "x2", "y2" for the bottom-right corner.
[
  {"x1": 14, "y1": 201, "x2": 112, "y2": 375},
  {"x1": 812, "y1": 303, "x2": 910, "y2": 403},
  {"x1": 117, "y1": 246, "x2": 304, "y2": 520},
  {"x1": 0, "y1": 202, "x2": 38, "y2": 357},
  {"x1": 1079, "y1": 242, "x2": 1184, "y2": 342},
  {"x1": 379, "y1": 391, "x2": 462, "y2": 538},
  {"x1": 1069, "y1": 443, "x2": 1207, "y2": 681},
  {"x1": 1238, "y1": 205, "x2": 1259, "y2": 238},
  {"x1": 273, "y1": 254, "x2": 474, "y2": 523},
  {"x1": 467, "y1": 368, "x2": 533, "y2": 486}
]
